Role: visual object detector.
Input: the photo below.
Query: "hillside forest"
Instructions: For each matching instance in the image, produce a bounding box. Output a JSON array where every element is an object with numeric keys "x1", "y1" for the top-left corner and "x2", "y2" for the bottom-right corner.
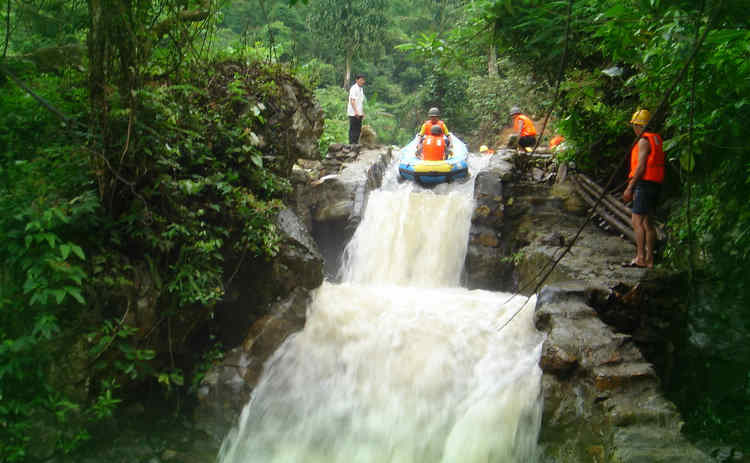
[{"x1": 1, "y1": 0, "x2": 750, "y2": 459}]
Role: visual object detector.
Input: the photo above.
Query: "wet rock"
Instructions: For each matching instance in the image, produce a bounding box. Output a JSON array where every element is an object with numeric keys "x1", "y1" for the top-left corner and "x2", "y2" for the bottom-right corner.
[
  {"x1": 539, "y1": 231, "x2": 566, "y2": 247},
  {"x1": 289, "y1": 146, "x2": 392, "y2": 279},
  {"x1": 535, "y1": 285, "x2": 709, "y2": 462},
  {"x1": 327, "y1": 142, "x2": 344, "y2": 153},
  {"x1": 195, "y1": 288, "x2": 312, "y2": 442},
  {"x1": 540, "y1": 343, "x2": 578, "y2": 375},
  {"x1": 550, "y1": 181, "x2": 588, "y2": 215},
  {"x1": 292, "y1": 146, "x2": 391, "y2": 229},
  {"x1": 290, "y1": 164, "x2": 310, "y2": 184},
  {"x1": 274, "y1": 208, "x2": 324, "y2": 292},
  {"x1": 215, "y1": 208, "x2": 322, "y2": 347},
  {"x1": 471, "y1": 229, "x2": 500, "y2": 247},
  {"x1": 464, "y1": 156, "x2": 515, "y2": 290}
]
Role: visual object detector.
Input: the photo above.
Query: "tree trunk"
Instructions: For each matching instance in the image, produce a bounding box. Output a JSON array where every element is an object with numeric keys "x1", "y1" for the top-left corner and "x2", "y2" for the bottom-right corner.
[
  {"x1": 88, "y1": 0, "x2": 110, "y2": 202},
  {"x1": 87, "y1": 0, "x2": 138, "y2": 210},
  {"x1": 488, "y1": 22, "x2": 498, "y2": 77},
  {"x1": 488, "y1": 43, "x2": 498, "y2": 77},
  {"x1": 343, "y1": 48, "x2": 352, "y2": 89}
]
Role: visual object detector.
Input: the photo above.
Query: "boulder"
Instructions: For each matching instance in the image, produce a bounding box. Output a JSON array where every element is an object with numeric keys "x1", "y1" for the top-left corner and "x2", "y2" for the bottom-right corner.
[
  {"x1": 464, "y1": 153, "x2": 515, "y2": 290},
  {"x1": 215, "y1": 207, "x2": 322, "y2": 347},
  {"x1": 195, "y1": 287, "x2": 311, "y2": 442},
  {"x1": 290, "y1": 146, "x2": 392, "y2": 278},
  {"x1": 536, "y1": 284, "x2": 710, "y2": 462}
]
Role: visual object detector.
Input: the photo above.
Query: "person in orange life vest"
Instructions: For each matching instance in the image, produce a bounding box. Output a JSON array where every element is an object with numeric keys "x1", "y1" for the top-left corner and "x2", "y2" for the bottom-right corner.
[
  {"x1": 418, "y1": 124, "x2": 447, "y2": 161},
  {"x1": 479, "y1": 145, "x2": 495, "y2": 155},
  {"x1": 419, "y1": 107, "x2": 451, "y2": 149},
  {"x1": 549, "y1": 135, "x2": 565, "y2": 149},
  {"x1": 509, "y1": 106, "x2": 537, "y2": 151},
  {"x1": 622, "y1": 109, "x2": 665, "y2": 269}
]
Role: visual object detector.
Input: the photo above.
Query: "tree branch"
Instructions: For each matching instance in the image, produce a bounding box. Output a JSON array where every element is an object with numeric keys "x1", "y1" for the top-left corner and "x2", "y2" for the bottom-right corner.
[
  {"x1": 3, "y1": 0, "x2": 10, "y2": 58},
  {"x1": 152, "y1": 0, "x2": 210, "y2": 41}
]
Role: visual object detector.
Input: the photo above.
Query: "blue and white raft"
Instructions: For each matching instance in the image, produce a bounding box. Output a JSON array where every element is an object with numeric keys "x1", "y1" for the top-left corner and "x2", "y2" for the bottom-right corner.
[{"x1": 398, "y1": 134, "x2": 469, "y2": 185}]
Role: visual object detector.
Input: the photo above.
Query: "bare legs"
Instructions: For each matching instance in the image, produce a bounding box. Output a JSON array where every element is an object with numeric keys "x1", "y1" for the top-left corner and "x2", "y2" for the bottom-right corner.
[{"x1": 631, "y1": 212, "x2": 656, "y2": 268}]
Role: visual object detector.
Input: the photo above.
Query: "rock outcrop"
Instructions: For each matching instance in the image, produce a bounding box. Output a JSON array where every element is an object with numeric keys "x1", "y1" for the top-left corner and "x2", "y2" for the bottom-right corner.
[
  {"x1": 474, "y1": 152, "x2": 710, "y2": 461},
  {"x1": 536, "y1": 284, "x2": 709, "y2": 462},
  {"x1": 465, "y1": 150, "x2": 516, "y2": 290},
  {"x1": 213, "y1": 207, "x2": 324, "y2": 353},
  {"x1": 290, "y1": 144, "x2": 393, "y2": 278},
  {"x1": 195, "y1": 287, "x2": 311, "y2": 442}
]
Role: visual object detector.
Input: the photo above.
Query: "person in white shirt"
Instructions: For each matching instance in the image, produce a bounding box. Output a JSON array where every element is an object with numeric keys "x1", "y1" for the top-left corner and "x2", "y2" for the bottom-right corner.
[{"x1": 347, "y1": 75, "x2": 366, "y2": 145}]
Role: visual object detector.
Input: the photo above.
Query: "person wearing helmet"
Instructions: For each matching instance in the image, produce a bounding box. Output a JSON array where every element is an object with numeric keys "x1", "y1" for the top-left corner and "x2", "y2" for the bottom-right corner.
[
  {"x1": 622, "y1": 108, "x2": 664, "y2": 269},
  {"x1": 509, "y1": 106, "x2": 537, "y2": 152},
  {"x1": 418, "y1": 124, "x2": 448, "y2": 161},
  {"x1": 479, "y1": 145, "x2": 494, "y2": 155},
  {"x1": 418, "y1": 107, "x2": 451, "y2": 149}
]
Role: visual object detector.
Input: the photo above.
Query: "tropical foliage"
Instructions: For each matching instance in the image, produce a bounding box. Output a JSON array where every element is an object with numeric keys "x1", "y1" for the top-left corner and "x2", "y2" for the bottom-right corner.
[
  {"x1": 468, "y1": 0, "x2": 750, "y2": 448},
  {"x1": 2, "y1": 0, "x2": 750, "y2": 457}
]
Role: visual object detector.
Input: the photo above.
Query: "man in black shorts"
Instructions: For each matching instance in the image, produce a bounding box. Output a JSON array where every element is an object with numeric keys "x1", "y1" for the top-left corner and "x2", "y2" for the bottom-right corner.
[{"x1": 622, "y1": 109, "x2": 665, "y2": 268}]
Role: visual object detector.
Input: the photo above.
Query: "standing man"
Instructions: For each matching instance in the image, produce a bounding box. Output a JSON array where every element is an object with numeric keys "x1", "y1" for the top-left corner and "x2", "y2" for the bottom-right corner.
[
  {"x1": 348, "y1": 75, "x2": 366, "y2": 145},
  {"x1": 509, "y1": 106, "x2": 537, "y2": 152},
  {"x1": 622, "y1": 109, "x2": 664, "y2": 269}
]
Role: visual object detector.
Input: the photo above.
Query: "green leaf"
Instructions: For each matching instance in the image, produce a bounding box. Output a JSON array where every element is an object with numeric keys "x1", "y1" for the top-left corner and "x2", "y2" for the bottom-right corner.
[
  {"x1": 169, "y1": 372, "x2": 184, "y2": 386},
  {"x1": 64, "y1": 286, "x2": 85, "y2": 304},
  {"x1": 679, "y1": 150, "x2": 695, "y2": 172},
  {"x1": 70, "y1": 245, "x2": 86, "y2": 260},
  {"x1": 60, "y1": 244, "x2": 72, "y2": 260},
  {"x1": 52, "y1": 289, "x2": 66, "y2": 304},
  {"x1": 138, "y1": 349, "x2": 156, "y2": 360},
  {"x1": 251, "y1": 153, "x2": 263, "y2": 168},
  {"x1": 42, "y1": 233, "x2": 58, "y2": 248},
  {"x1": 158, "y1": 373, "x2": 170, "y2": 386}
]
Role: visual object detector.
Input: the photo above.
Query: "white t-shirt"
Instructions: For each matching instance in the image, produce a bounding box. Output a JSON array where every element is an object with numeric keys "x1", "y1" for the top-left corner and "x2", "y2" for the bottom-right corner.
[{"x1": 347, "y1": 83, "x2": 365, "y2": 117}]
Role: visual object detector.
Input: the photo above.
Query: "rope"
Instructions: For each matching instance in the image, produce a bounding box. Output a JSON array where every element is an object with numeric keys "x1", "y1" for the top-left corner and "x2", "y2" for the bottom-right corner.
[
  {"x1": 496, "y1": 2, "x2": 716, "y2": 333},
  {"x1": 684, "y1": 0, "x2": 707, "y2": 321},
  {"x1": 527, "y1": 0, "x2": 573, "y2": 159}
]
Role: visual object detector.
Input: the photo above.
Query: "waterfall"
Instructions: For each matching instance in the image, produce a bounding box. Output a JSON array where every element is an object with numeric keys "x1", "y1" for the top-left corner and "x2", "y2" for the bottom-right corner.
[{"x1": 218, "y1": 156, "x2": 544, "y2": 463}]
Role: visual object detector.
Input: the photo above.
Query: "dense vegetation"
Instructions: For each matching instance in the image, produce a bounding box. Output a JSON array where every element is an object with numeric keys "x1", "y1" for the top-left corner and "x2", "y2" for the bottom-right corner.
[{"x1": 2, "y1": 0, "x2": 749, "y2": 459}]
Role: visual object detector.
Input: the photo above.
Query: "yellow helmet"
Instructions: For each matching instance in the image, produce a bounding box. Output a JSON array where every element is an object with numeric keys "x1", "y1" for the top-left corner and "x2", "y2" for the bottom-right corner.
[
  {"x1": 479, "y1": 145, "x2": 489, "y2": 153},
  {"x1": 630, "y1": 109, "x2": 651, "y2": 125}
]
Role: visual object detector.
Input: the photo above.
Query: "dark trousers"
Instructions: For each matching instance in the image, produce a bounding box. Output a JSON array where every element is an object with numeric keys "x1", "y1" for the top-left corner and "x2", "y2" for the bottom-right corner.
[
  {"x1": 519, "y1": 135, "x2": 536, "y2": 148},
  {"x1": 349, "y1": 116, "x2": 362, "y2": 145}
]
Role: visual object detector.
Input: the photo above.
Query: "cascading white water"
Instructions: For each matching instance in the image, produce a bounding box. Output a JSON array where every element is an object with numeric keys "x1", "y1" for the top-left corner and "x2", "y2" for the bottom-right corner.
[{"x1": 218, "y1": 155, "x2": 544, "y2": 463}]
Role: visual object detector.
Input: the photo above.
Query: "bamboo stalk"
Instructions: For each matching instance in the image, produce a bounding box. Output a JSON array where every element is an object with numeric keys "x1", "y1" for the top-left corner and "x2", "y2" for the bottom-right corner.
[
  {"x1": 573, "y1": 174, "x2": 632, "y2": 226},
  {"x1": 576, "y1": 173, "x2": 631, "y2": 219},
  {"x1": 572, "y1": 172, "x2": 665, "y2": 241},
  {"x1": 570, "y1": 175, "x2": 636, "y2": 242}
]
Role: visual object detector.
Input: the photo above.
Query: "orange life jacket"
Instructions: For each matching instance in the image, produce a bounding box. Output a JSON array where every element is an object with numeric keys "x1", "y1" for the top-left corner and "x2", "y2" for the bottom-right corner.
[
  {"x1": 422, "y1": 135, "x2": 446, "y2": 161},
  {"x1": 629, "y1": 132, "x2": 665, "y2": 183},
  {"x1": 513, "y1": 114, "x2": 537, "y2": 137},
  {"x1": 420, "y1": 120, "x2": 449, "y2": 136},
  {"x1": 550, "y1": 135, "x2": 564, "y2": 147}
]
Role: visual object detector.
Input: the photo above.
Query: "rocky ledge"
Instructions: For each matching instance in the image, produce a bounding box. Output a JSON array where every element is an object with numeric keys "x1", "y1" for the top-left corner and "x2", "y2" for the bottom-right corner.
[
  {"x1": 536, "y1": 284, "x2": 709, "y2": 462},
  {"x1": 464, "y1": 151, "x2": 710, "y2": 461}
]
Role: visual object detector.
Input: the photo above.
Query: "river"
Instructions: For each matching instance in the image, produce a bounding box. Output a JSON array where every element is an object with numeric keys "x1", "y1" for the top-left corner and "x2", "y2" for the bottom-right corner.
[{"x1": 217, "y1": 154, "x2": 545, "y2": 463}]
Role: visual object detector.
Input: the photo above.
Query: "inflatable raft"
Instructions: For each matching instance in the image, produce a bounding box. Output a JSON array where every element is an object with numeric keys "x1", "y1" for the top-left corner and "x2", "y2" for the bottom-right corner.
[{"x1": 398, "y1": 135, "x2": 469, "y2": 185}]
